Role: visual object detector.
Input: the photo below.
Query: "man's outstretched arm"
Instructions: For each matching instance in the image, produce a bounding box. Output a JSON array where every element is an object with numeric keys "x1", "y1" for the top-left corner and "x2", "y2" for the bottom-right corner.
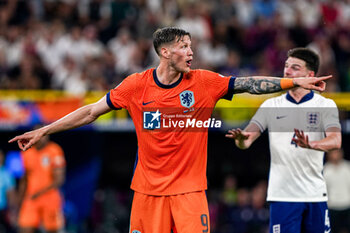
[
  {"x1": 9, "y1": 96, "x2": 111, "y2": 151},
  {"x1": 233, "y1": 75, "x2": 331, "y2": 94},
  {"x1": 292, "y1": 127, "x2": 342, "y2": 152}
]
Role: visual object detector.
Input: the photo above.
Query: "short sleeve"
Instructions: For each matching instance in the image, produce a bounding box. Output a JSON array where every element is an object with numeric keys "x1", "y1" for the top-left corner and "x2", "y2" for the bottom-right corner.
[
  {"x1": 322, "y1": 99, "x2": 341, "y2": 131},
  {"x1": 199, "y1": 70, "x2": 235, "y2": 102},
  {"x1": 106, "y1": 74, "x2": 137, "y2": 110},
  {"x1": 250, "y1": 100, "x2": 270, "y2": 133}
]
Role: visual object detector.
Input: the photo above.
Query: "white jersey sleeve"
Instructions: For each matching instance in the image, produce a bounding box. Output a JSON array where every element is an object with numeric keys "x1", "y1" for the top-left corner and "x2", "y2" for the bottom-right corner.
[
  {"x1": 322, "y1": 99, "x2": 341, "y2": 130},
  {"x1": 250, "y1": 99, "x2": 272, "y2": 132}
]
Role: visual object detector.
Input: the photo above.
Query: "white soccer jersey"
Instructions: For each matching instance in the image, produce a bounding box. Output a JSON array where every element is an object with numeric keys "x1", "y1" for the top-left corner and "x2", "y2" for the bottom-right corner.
[{"x1": 251, "y1": 91, "x2": 341, "y2": 202}]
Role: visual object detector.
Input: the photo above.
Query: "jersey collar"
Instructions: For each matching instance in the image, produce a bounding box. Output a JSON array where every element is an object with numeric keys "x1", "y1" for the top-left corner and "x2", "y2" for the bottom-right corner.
[
  {"x1": 286, "y1": 91, "x2": 314, "y2": 104},
  {"x1": 153, "y1": 68, "x2": 183, "y2": 89}
]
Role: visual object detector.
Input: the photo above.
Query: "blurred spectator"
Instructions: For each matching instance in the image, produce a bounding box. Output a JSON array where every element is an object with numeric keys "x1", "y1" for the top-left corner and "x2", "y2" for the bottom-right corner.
[
  {"x1": 101, "y1": 49, "x2": 121, "y2": 88},
  {"x1": 243, "y1": 16, "x2": 275, "y2": 56},
  {"x1": 295, "y1": 0, "x2": 321, "y2": 30},
  {"x1": 249, "y1": 181, "x2": 269, "y2": 233},
  {"x1": 212, "y1": 0, "x2": 236, "y2": 26},
  {"x1": 275, "y1": 0, "x2": 296, "y2": 27},
  {"x1": 337, "y1": 0, "x2": 350, "y2": 27},
  {"x1": 321, "y1": 0, "x2": 340, "y2": 26},
  {"x1": 135, "y1": 3, "x2": 160, "y2": 39},
  {"x1": 333, "y1": 30, "x2": 350, "y2": 91},
  {"x1": 197, "y1": 36, "x2": 229, "y2": 70},
  {"x1": 0, "y1": 150, "x2": 16, "y2": 233},
  {"x1": 36, "y1": 21, "x2": 66, "y2": 73},
  {"x1": 218, "y1": 50, "x2": 242, "y2": 77},
  {"x1": 2, "y1": 25, "x2": 24, "y2": 68},
  {"x1": 4, "y1": 0, "x2": 32, "y2": 26},
  {"x1": 253, "y1": 0, "x2": 277, "y2": 19},
  {"x1": 233, "y1": 0, "x2": 255, "y2": 27},
  {"x1": 220, "y1": 188, "x2": 252, "y2": 233},
  {"x1": 81, "y1": 24, "x2": 105, "y2": 59},
  {"x1": 52, "y1": 55, "x2": 81, "y2": 90},
  {"x1": 85, "y1": 57, "x2": 108, "y2": 91},
  {"x1": 264, "y1": 32, "x2": 293, "y2": 75},
  {"x1": 324, "y1": 149, "x2": 350, "y2": 233},
  {"x1": 221, "y1": 174, "x2": 238, "y2": 206},
  {"x1": 57, "y1": 25, "x2": 86, "y2": 66},
  {"x1": 288, "y1": 12, "x2": 312, "y2": 47},
  {"x1": 158, "y1": 0, "x2": 179, "y2": 27},
  {"x1": 107, "y1": 27, "x2": 137, "y2": 76},
  {"x1": 308, "y1": 32, "x2": 338, "y2": 91},
  {"x1": 77, "y1": 0, "x2": 111, "y2": 25},
  {"x1": 175, "y1": 2, "x2": 212, "y2": 41},
  {"x1": 5, "y1": 53, "x2": 51, "y2": 89}
]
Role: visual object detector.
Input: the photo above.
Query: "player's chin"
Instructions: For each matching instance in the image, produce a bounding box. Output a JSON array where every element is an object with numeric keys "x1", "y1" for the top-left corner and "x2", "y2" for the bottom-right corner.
[
  {"x1": 181, "y1": 65, "x2": 191, "y2": 73},
  {"x1": 183, "y1": 67, "x2": 191, "y2": 73}
]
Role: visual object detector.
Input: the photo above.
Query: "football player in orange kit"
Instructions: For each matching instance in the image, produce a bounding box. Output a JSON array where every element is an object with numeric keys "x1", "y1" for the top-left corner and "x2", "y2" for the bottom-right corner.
[
  {"x1": 10, "y1": 27, "x2": 331, "y2": 233},
  {"x1": 17, "y1": 129, "x2": 65, "y2": 233}
]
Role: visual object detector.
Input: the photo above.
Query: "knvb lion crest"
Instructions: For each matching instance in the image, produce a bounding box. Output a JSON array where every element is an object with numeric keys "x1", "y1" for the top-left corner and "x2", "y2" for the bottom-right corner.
[{"x1": 180, "y1": 90, "x2": 195, "y2": 108}]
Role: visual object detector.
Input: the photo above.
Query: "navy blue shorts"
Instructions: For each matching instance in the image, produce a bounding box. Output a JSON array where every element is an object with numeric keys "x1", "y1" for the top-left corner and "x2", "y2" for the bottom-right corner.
[{"x1": 269, "y1": 202, "x2": 330, "y2": 233}]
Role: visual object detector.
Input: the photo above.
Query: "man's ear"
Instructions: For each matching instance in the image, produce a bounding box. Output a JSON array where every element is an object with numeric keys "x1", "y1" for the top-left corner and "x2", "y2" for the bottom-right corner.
[
  {"x1": 161, "y1": 46, "x2": 171, "y2": 59},
  {"x1": 308, "y1": 70, "x2": 315, "y2": 77}
]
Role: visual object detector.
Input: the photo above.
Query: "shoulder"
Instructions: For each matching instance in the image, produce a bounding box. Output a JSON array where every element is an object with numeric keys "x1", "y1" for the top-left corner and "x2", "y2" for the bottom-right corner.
[
  {"x1": 46, "y1": 142, "x2": 64, "y2": 154},
  {"x1": 344, "y1": 160, "x2": 350, "y2": 168},
  {"x1": 21, "y1": 149, "x2": 33, "y2": 160},
  {"x1": 187, "y1": 69, "x2": 222, "y2": 78},
  {"x1": 114, "y1": 68, "x2": 154, "y2": 89},
  {"x1": 312, "y1": 93, "x2": 337, "y2": 107},
  {"x1": 260, "y1": 94, "x2": 286, "y2": 107}
]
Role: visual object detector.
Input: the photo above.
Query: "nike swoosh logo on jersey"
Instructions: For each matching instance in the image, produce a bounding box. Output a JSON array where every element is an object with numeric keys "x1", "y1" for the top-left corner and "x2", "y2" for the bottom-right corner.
[
  {"x1": 276, "y1": 115, "x2": 287, "y2": 119},
  {"x1": 142, "y1": 101, "x2": 155, "y2": 106},
  {"x1": 325, "y1": 229, "x2": 331, "y2": 233}
]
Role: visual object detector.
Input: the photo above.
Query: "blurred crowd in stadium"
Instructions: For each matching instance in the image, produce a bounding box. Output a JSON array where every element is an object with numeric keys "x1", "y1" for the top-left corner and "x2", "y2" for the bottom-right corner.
[
  {"x1": 1, "y1": 0, "x2": 350, "y2": 233},
  {"x1": 0, "y1": 0, "x2": 350, "y2": 95}
]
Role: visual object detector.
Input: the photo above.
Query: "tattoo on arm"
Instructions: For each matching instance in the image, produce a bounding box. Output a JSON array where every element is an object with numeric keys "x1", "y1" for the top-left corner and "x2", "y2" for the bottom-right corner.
[{"x1": 234, "y1": 77, "x2": 282, "y2": 94}]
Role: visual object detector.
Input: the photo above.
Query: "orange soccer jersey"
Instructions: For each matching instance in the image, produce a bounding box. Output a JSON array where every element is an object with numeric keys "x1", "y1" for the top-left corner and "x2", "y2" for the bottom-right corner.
[
  {"x1": 21, "y1": 142, "x2": 66, "y2": 201},
  {"x1": 107, "y1": 68, "x2": 235, "y2": 195},
  {"x1": 19, "y1": 142, "x2": 66, "y2": 230}
]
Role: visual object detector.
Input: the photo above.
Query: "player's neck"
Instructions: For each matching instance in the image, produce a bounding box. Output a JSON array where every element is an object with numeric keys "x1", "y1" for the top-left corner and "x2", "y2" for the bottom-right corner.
[
  {"x1": 288, "y1": 88, "x2": 311, "y2": 103},
  {"x1": 156, "y1": 63, "x2": 182, "y2": 85}
]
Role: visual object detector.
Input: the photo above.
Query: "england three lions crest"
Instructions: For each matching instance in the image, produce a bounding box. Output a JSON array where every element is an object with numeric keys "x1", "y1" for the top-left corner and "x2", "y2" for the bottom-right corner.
[
  {"x1": 307, "y1": 112, "x2": 320, "y2": 126},
  {"x1": 180, "y1": 90, "x2": 195, "y2": 108}
]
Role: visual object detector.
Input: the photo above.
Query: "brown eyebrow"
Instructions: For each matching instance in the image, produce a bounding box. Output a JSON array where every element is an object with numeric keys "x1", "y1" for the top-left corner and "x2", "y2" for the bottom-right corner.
[
  {"x1": 291, "y1": 64, "x2": 302, "y2": 69},
  {"x1": 285, "y1": 62, "x2": 302, "y2": 69}
]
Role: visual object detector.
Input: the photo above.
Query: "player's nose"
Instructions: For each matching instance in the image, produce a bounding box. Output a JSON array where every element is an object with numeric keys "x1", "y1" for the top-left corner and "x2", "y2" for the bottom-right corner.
[
  {"x1": 188, "y1": 47, "x2": 193, "y2": 56},
  {"x1": 284, "y1": 68, "x2": 291, "y2": 77}
]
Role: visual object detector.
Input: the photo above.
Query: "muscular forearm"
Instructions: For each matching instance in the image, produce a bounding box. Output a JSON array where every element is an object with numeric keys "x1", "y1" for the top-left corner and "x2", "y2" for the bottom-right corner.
[
  {"x1": 310, "y1": 133, "x2": 342, "y2": 152},
  {"x1": 234, "y1": 76, "x2": 286, "y2": 94},
  {"x1": 42, "y1": 105, "x2": 97, "y2": 136}
]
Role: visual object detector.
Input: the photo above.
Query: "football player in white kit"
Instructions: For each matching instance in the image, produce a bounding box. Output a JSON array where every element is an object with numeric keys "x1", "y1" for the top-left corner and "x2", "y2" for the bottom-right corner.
[{"x1": 226, "y1": 48, "x2": 342, "y2": 233}]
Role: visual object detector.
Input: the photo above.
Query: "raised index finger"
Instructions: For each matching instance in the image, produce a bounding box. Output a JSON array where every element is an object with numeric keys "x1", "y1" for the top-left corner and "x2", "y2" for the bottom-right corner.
[
  {"x1": 316, "y1": 75, "x2": 332, "y2": 82},
  {"x1": 8, "y1": 135, "x2": 22, "y2": 143}
]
